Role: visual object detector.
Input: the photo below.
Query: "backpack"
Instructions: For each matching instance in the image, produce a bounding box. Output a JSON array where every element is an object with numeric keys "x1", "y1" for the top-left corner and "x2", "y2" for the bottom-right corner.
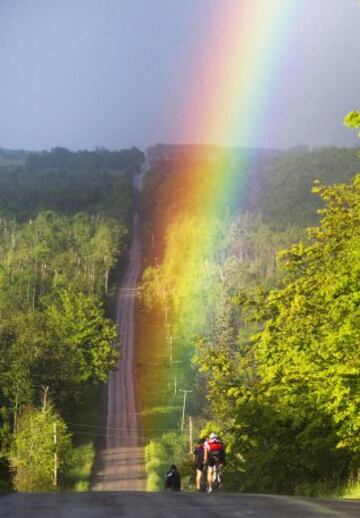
[
  {"x1": 209, "y1": 439, "x2": 223, "y2": 452},
  {"x1": 208, "y1": 439, "x2": 225, "y2": 461}
]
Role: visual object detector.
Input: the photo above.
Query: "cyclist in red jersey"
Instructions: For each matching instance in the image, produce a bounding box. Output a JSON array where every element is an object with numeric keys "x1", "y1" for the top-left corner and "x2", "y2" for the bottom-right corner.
[{"x1": 203, "y1": 433, "x2": 225, "y2": 493}]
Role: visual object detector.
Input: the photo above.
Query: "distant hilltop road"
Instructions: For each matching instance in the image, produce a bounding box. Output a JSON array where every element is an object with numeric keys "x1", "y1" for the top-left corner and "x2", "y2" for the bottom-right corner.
[{"x1": 1, "y1": 492, "x2": 360, "y2": 517}]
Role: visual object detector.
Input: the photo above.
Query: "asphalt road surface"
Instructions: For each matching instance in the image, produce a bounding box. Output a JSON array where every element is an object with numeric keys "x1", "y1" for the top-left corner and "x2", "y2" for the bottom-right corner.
[
  {"x1": 1, "y1": 491, "x2": 360, "y2": 517},
  {"x1": 91, "y1": 211, "x2": 146, "y2": 491}
]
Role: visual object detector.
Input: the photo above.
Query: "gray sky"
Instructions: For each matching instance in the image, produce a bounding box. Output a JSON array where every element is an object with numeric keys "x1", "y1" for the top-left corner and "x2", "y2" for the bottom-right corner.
[{"x1": 1, "y1": 0, "x2": 360, "y2": 151}]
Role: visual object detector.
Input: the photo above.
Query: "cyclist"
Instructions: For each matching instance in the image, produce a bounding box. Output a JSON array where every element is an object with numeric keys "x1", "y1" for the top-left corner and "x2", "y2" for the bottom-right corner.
[
  {"x1": 203, "y1": 432, "x2": 225, "y2": 493},
  {"x1": 192, "y1": 437, "x2": 206, "y2": 491}
]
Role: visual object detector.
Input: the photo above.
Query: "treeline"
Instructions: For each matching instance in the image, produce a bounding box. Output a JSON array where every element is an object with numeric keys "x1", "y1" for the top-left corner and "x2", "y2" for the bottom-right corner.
[
  {"x1": 245, "y1": 146, "x2": 359, "y2": 228},
  {"x1": 139, "y1": 135, "x2": 360, "y2": 494},
  {"x1": 0, "y1": 148, "x2": 28, "y2": 167},
  {"x1": 0, "y1": 146, "x2": 144, "y2": 490},
  {"x1": 26, "y1": 146, "x2": 143, "y2": 173},
  {"x1": 0, "y1": 146, "x2": 144, "y2": 220}
]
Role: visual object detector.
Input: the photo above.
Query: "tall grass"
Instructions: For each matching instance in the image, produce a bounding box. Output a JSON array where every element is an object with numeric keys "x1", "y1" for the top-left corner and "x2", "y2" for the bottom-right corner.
[
  {"x1": 66, "y1": 443, "x2": 95, "y2": 491},
  {"x1": 292, "y1": 472, "x2": 360, "y2": 499},
  {"x1": 144, "y1": 432, "x2": 192, "y2": 491},
  {"x1": 340, "y1": 473, "x2": 360, "y2": 499}
]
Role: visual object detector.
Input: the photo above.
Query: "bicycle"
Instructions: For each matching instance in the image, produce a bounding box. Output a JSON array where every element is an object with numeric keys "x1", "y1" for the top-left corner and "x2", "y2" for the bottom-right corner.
[
  {"x1": 211, "y1": 461, "x2": 223, "y2": 490},
  {"x1": 206, "y1": 461, "x2": 224, "y2": 493}
]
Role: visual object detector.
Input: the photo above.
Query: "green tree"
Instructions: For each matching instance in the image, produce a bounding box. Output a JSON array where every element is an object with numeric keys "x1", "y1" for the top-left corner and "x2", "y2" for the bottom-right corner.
[
  {"x1": 10, "y1": 405, "x2": 72, "y2": 492},
  {"x1": 195, "y1": 173, "x2": 360, "y2": 493},
  {"x1": 37, "y1": 290, "x2": 119, "y2": 403},
  {"x1": 344, "y1": 111, "x2": 360, "y2": 136},
  {"x1": 257, "y1": 174, "x2": 360, "y2": 453}
]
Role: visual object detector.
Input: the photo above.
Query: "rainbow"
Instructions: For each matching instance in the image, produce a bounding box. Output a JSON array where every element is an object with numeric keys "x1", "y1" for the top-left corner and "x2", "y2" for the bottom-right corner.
[
  {"x1": 180, "y1": 0, "x2": 300, "y2": 148},
  {"x1": 139, "y1": 0, "x2": 302, "y2": 425}
]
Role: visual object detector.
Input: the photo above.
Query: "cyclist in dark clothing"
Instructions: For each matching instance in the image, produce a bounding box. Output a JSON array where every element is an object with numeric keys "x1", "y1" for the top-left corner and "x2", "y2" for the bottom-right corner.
[
  {"x1": 192, "y1": 438, "x2": 206, "y2": 491},
  {"x1": 165, "y1": 464, "x2": 181, "y2": 491}
]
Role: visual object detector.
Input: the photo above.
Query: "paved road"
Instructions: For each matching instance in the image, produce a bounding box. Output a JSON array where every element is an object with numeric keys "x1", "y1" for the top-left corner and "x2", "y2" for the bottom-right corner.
[
  {"x1": 91, "y1": 211, "x2": 146, "y2": 491},
  {"x1": 1, "y1": 492, "x2": 359, "y2": 517}
]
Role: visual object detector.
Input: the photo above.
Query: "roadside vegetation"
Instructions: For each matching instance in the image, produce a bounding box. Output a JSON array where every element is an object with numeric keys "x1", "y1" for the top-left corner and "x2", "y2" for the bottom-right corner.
[
  {"x1": 1, "y1": 118, "x2": 359, "y2": 496},
  {"x1": 0, "y1": 146, "x2": 144, "y2": 491},
  {"x1": 139, "y1": 116, "x2": 360, "y2": 495}
]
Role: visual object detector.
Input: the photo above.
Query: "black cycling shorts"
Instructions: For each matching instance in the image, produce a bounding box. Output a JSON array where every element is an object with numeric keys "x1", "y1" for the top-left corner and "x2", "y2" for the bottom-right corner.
[{"x1": 207, "y1": 455, "x2": 223, "y2": 467}]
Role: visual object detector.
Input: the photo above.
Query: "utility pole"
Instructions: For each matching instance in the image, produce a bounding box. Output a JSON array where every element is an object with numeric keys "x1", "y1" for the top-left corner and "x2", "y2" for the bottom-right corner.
[
  {"x1": 172, "y1": 360, "x2": 186, "y2": 397},
  {"x1": 165, "y1": 323, "x2": 173, "y2": 366},
  {"x1": 189, "y1": 416, "x2": 193, "y2": 454},
  {"x1": 42, "y1": 385, "x2": 49, "y2": 412},
  {"x1": 172, "y1": 361, "x2": 181, "y2": 396},
  {"x1": 180, "y1": 389, "x2": 192, "y2": 432},
  {"x1": 168, "y1": 334, "x2": 173, "y2": 366},
  {"x1": 53, "y1": 422, "x2": 58, "y2": 489}
]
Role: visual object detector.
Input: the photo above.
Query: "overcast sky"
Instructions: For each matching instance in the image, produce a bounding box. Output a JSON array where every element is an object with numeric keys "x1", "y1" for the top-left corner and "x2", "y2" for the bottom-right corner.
[{"x1": 1, "y1": 0, "x2": 360, "y2": 151}]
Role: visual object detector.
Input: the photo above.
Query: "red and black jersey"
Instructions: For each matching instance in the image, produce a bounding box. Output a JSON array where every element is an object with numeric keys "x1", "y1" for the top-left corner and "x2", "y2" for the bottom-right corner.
[{"x1": 205, "y1": 438, "x2": 225, "y2": 463}]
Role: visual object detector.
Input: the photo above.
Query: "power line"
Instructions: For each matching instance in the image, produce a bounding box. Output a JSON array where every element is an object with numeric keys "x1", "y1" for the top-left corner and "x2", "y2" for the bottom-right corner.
[
  {"x1": 66, "y1": 421, "x2": 180, "y2": 432},
  {"x1": 71, "y1": 430, "x2": 189, "y2": 441}
]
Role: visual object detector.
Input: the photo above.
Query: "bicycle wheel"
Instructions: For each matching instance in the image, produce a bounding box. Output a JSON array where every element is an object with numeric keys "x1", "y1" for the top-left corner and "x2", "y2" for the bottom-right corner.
[{"x1": 212, "y1": 468, "x2": 219, "y2": 490}]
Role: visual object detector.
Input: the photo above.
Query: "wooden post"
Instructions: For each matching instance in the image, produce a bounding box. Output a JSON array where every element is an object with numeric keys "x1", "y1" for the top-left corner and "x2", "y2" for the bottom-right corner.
[
  {"x1": 180, "y1": 389, "x2": 192, "y2": 432},
  {"x1": 189, "y1": 416, "x2": 193, "y2": 454},
  {"x1": 173, "y1": 360, "x2": 186, "y2": 397},
  {"x1": 180, "y1": 390, "x2": 187, "y2": 432},
  {"x1": 42, "y1": 385, "x2": 49, "y2": 412}
]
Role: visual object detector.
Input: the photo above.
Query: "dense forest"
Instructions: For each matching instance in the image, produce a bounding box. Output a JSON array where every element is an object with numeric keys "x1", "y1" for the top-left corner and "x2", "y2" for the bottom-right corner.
[
  {"x1": 139, "y1": 120, "x2": 360, "y2": 495},
  {"x1": 0, "y1": 146, "x2": 144, "y2": 491}
]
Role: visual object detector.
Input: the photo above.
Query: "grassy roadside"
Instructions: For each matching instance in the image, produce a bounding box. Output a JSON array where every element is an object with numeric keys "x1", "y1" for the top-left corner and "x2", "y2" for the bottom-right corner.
[
  {"x1": 135, "y1": 306, "x2": 196, "y2": 491},
  {"x1": 65, "y1": 383, "x2": 103, "y2": 491},
  {"x1": 291, "y1": 474, "x2": 360, "y2": 500},
  {"x1": 341, "y1": 480, "x2": 360, "y2": 499}
]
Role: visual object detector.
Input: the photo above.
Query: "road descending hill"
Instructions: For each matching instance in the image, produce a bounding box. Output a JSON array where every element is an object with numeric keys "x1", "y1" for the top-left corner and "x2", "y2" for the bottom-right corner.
[
  {"x1": 91, "y1": 166, "x2": 148, "y2": 490},
  {"x1": 1, "y1": 492, "x2": 360, "y2": 517}
]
